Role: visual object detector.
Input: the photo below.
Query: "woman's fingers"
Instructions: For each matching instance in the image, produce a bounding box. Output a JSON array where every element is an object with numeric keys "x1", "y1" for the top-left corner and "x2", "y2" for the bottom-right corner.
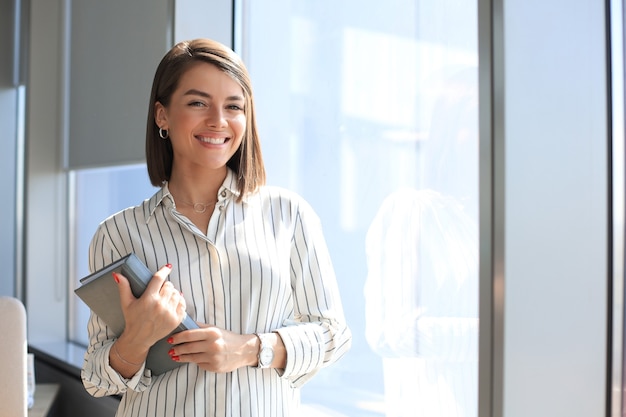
[
  {"x1": 114, "y1": 263, "x2": 187, "y2": 345},
  {"x1": 113, "y1": 272, "x2": 134, "y2": 308},
  {"x1": 145, "y1": 264, "x2": 173, "y2": 295}
]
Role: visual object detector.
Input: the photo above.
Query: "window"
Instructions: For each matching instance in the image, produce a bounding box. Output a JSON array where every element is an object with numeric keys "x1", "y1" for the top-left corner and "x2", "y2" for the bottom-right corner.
[
  {"x1": 70, "y1": 165, "x2": 156, "y2": 345},
  {"x1": 242, "y1": 1, "x2": 479, "y2": 415}
]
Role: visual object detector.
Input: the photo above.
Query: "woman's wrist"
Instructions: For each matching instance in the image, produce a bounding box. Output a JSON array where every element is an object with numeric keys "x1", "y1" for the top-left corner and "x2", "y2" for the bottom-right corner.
[
  {"x1": 250, "y1": 332, "x2": 286, "y2": 370},
  {"x1": 113, "y1": 342, "x2": 143, "y2": 366},
  {"x1": 114, "y1": 334, "x2": 150, "y2": 365}
]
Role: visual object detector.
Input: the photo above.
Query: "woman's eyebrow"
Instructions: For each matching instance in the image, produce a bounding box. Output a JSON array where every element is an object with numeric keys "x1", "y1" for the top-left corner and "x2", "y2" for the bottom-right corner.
[{"x1": 183, "y1": 89, "x2": 244, "y2": 101}]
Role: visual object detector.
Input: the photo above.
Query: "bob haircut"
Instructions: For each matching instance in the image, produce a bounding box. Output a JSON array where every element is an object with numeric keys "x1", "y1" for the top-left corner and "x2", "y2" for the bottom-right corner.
[{"x1": 146, "y1": 38, "x2": 266, "y2": 200}]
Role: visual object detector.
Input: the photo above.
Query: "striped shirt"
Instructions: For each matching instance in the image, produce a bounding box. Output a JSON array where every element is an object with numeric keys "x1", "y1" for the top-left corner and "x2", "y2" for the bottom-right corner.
[{"x1": 81, "y1": 169, "x2": 352, "y2": 416}]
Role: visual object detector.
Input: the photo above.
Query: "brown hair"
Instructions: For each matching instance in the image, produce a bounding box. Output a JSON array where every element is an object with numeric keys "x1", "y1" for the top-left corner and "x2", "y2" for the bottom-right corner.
[{"x1": 146, "y1": 38, "x2": 266, "y2": 200}]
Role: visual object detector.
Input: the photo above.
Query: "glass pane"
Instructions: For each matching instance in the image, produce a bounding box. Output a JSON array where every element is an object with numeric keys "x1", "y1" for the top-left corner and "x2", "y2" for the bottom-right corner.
[
  {"x1": 244, "y1": 1, "x2": 479, "y2": 416},
  {"x1": 70, "y1": 165, "x2": 156, "y2": 345}
]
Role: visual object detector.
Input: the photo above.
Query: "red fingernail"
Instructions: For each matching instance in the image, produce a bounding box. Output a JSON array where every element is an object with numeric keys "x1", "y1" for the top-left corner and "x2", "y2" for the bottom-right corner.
[
  {"x1": 168, "y1": 348, "x2": 176, "y2": 356},
  {"x1": 171, "y1": 355, "x2": 180, "y2": 362},
  {"x1": 166, "y1": 263, "x2": 172, "y2": 269},
  {"x1": 112, "y1": 272, "x2": 120, "y2": 284},
  {"x1": 167, "y1": 337, "x2": 174, "y2": 344}
]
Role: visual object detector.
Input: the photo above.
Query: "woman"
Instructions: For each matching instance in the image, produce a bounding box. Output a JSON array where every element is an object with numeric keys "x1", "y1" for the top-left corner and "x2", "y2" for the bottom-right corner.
[{"x1": 81, "y1": 38, "x2": 352, "y2": 416}]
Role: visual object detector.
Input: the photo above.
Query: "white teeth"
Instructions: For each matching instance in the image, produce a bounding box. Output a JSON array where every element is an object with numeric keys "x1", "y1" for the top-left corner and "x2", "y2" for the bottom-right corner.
[{"x1": 198, "y1": 136, "x2": 227, "y2": 144}]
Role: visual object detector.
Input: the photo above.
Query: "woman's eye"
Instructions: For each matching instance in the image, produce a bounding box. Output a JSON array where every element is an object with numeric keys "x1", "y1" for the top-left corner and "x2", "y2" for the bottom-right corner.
[
  {"x1": 189, "y1": 101, "x2": 206, "y2": 107},
  {"x1": 227, "y1": 104, "x2": 243, "y2": 111}
]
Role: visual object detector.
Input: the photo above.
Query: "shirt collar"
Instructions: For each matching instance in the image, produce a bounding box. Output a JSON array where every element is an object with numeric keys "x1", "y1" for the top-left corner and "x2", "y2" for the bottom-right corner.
[{"x1": 142, "y1": 168, "x2": 243, "y2": 222}]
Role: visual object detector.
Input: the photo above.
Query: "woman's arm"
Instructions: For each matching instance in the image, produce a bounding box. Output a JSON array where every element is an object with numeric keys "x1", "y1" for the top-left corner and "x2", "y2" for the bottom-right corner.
[{"x1": 275, "y1": 199, "x2": 352, "y2": 387}]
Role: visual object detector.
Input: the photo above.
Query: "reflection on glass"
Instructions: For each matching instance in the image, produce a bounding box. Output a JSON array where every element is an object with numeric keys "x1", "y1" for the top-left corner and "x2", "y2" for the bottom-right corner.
[
  {"x1": 246, "y1": 0, "x2": 478, "y2": 415},
  {"x1": 365, "y1": 189, "x2": 478, "y2": 416}
]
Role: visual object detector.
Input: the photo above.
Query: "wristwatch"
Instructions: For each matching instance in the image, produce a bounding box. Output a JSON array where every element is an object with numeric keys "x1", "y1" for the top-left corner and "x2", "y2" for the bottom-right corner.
[{"x1": 255, "y1": 333, "x2": 274, "y2": 369}]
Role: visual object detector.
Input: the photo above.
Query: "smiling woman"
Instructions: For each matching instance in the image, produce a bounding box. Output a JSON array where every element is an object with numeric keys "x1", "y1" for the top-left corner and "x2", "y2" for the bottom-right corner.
[
  {"x1": 154, "y1": 63, "x2": 247, "y2": 225},
  {"x1": 145, "y1": 39, "x2": 265, "y2": 202},
  {"x1": 79, "y1": 38, "x2": 352, "y2": 417}
]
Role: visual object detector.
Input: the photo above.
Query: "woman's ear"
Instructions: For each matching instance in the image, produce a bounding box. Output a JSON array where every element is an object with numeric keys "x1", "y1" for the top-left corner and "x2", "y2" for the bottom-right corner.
[{"x1": 154, "y1": 102, "x2": 168, "y2": 129}]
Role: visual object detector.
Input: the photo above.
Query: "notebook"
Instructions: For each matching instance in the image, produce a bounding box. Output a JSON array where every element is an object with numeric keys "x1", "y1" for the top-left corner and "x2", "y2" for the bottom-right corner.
[{"x1": 75, "y1": 253, "x2": 198, "y2": 375}]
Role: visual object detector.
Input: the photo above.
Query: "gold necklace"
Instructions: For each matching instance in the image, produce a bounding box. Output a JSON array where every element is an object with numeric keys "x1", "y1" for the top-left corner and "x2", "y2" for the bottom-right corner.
[
  {"x1": 169, "y1": 185, "x2": 217, "y2": 213},
  {"x1": 180, "y1": 199, "x2": 216, "y2": 214}
]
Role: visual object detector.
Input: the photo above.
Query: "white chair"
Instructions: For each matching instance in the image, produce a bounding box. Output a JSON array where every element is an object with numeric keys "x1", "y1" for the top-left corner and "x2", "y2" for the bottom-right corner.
[{"x1": 0, "y1": 296, "x2": 28, "y2": 417}]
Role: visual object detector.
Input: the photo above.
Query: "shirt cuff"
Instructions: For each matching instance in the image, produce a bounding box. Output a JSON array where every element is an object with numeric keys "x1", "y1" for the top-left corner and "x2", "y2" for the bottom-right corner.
[{"x1": 274, "y1": 323, "x2": 325, "y2": 379}]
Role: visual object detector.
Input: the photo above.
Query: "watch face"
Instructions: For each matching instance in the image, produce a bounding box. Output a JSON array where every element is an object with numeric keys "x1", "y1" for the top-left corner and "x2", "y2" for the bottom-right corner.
[{"x1": 259, "y1": 347, "x2": 274, "y2": 366}]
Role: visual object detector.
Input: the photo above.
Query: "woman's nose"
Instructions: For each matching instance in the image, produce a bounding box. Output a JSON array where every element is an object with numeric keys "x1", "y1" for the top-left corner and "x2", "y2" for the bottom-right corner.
[{"x1": 206, "y1": 106, "x2": 226, "y2": 127}]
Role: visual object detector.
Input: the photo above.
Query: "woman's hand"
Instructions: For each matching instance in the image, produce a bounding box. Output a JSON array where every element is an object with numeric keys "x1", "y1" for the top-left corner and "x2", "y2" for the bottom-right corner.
[
  {"x1": 110, "y1": 264, "x2": 186, "y2": 377},
  {"x1": 167, "y1": 325, "x2": 286, "y2": 373},
  {"x1": 166, "y1": 325, "x2": 257, "y2": 373}
]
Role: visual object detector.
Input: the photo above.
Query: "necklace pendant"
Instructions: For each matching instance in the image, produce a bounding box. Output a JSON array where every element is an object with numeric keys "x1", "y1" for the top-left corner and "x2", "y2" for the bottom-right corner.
[{"x1": 193, "y1": 203, "x2": 207, "y2": 213}]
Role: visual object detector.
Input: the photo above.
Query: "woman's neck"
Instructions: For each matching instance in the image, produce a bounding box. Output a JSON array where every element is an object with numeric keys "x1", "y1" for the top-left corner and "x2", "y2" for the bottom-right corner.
[{"x1": 167, "y1": 166, "x2": 227, "y2": 204}]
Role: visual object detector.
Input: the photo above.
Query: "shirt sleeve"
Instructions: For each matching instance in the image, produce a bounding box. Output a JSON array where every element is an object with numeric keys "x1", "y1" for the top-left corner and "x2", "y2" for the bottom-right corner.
[
  {"x1": 276, "y1": 199, "x2": 352, "y2": 387},
  {"x1": 80, "y1": 223, "x2": 153, "y2": 397}
]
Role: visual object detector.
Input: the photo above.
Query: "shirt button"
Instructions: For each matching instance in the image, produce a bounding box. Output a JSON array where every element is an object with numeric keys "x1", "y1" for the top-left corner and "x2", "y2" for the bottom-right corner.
[
  {"x1": 219, "y1": 205, "x2": 225, "y2": 211},
  {"x1": 220, "y1": 190, "x2": 227, "y2": 197}
]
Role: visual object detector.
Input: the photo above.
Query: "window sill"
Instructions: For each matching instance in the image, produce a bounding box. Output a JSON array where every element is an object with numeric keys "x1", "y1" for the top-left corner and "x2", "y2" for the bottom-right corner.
[{"x1": 28, "y1": 341, "x2": 87, "y2": 379}]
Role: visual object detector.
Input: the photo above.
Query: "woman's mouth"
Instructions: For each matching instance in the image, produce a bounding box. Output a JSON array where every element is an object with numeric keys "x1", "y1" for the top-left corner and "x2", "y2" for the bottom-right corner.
[{"x1": 197, "y1": 136, "x2": 229, "y2": 145}]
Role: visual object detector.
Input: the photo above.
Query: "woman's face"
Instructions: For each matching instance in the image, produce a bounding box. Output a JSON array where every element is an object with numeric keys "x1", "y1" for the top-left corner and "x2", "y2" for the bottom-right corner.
[{"x1": 155, "y1": 62, "x2": 246, "y2": 174}]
